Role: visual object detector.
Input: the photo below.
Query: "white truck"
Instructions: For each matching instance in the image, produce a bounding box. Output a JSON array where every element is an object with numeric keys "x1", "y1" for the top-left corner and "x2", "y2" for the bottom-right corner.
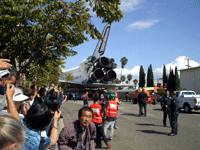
[{"x1": 176, "y1": 90, "x2": 200, "y2": 113}]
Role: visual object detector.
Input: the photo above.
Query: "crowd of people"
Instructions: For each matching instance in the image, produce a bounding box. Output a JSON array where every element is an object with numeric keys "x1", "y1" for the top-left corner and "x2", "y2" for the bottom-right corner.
[
  {"x1": 0, "y1": 59, "x2": 67, "y2": 150},
  {"x1": 0, "y1": 58, "x2": 179, "y2": 150},
  {"x1": 0, "y1": 58, "x2": 121, "y2": 150}
]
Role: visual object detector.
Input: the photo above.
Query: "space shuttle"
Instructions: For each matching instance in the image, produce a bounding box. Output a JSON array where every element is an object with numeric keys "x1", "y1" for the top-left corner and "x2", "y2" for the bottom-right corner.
[{"x1": 60, "y1": 24, "x2": 118, "y2": 88}]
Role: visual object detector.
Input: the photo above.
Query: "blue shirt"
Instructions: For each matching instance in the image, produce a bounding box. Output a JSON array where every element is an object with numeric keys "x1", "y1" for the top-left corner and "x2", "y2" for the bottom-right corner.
[{"x1": 21, "y1": 117, "x2": 51, "y2": 150}]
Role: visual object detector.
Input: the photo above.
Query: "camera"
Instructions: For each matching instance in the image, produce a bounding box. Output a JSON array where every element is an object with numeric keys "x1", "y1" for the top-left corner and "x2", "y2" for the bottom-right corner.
[
  {"x1": 50, "y1": 101, "x2": 59, "y2": 112},
  {"x1": 0, "y1": 85, "x2": 6, "y2": 95}
]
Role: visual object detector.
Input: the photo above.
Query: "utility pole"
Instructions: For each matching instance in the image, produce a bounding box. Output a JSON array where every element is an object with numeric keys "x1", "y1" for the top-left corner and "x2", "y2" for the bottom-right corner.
[{"x1": 185, "y1": 57, "x2": 191, "y2": 69}]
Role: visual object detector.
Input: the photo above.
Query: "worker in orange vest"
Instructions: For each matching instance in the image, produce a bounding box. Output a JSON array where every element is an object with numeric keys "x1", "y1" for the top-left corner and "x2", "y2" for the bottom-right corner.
[
  {"x1": 90, "y1": 96, "x2": 111, "y2": 149},
  {"x1": 83, "y1": 92, "x2": 89, "y2": 107},
  {"x1": 104, "y1": 94, "x2": 119, "y2": 141}
]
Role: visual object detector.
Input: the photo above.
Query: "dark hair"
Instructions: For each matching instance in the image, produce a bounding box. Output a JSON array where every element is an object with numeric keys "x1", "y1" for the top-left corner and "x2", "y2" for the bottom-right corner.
[
  {"x1": 23, "y1": 104, "x2": 53, "y2": 130},
  {"x1": 39, "y1": 88, "x2": 46, "y2": 97},
  {"x1": 24, "y1": 88, "x2": 34, "y2": 97},
  {"x1": 78, "y1": 107, "x2": 93, "y2": 118},
  {"x1": 93, "y1": 96, "x2": 99, "y2": 102},
  {"x1": 49, "y1": 90, "x2": 58, "y2": 100}
]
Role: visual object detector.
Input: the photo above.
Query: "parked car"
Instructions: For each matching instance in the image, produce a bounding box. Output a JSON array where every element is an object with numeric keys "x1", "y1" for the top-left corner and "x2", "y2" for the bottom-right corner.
[{"x1": 175, "y1": 90, "x2": 200, "y2": 113}]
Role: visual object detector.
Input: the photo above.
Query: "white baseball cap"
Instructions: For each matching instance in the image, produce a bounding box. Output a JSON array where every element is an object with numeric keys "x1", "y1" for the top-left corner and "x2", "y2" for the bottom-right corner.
[
  {"x1": 13, "y1": 87, "x2": 29, "y2": 101},
  {"x1": 0, "y1": 70, "x2": 10, "y2": 78}
]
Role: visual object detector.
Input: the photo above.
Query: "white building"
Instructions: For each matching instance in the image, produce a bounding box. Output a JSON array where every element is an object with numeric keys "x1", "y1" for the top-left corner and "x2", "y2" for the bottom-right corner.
[{"x1": 179, "y1": 66, "x2": 200, "y2": 94}]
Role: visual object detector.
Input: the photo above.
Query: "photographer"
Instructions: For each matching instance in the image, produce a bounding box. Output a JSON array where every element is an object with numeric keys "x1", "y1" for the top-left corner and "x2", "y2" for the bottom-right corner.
[
  {"x1": 44, "y1": 85, "x2": 64, "y2": 149},
  {"x1": 0, "y1": 68, "x2": 17, "y2": 112}
]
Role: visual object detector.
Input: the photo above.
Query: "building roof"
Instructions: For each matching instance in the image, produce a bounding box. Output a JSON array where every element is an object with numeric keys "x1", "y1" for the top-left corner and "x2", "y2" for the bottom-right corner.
[{"x1": 179, "y1": 66, "x2": 200, "y2": 71}]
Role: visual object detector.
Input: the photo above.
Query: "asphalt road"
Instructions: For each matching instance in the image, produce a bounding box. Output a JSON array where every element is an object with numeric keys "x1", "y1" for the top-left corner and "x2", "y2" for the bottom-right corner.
[{"x1": 58, "y1": 100, "x2": 200, "y2": 150}]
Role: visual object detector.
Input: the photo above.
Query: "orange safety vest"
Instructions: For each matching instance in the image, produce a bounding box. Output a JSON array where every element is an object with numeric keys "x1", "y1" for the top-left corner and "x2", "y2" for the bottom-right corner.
[
  {"x1": 90, "y1": 104, "x2": 102, "y2": 124},
  {"x1": 83, "y1": 94, "x2": 87, "y2": 100},
  {"x1": 106, "y1": 100, "x2": 118, "y2": 118}
]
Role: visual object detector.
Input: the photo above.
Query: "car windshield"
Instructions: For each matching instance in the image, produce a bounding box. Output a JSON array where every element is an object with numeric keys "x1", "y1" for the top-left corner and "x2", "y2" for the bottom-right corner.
[
  {"x1": 182, "y1": 92, "x2": 195, "y2": 96},
  {"x1": 176, "y1": 92, "x2": 180, "y2": 97}
]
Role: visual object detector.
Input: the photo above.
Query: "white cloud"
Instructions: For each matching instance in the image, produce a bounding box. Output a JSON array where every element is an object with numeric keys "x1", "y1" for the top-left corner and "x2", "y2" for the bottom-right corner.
[
  {"x1": 114, "y1": 56, "x2": 200, "y2": 83},
  {"x1": 127, "y1": 20, "x2": 160, "y2": 31},
  {"x1": 120, "y1": 0, "x2": 143, "y2": 12}
]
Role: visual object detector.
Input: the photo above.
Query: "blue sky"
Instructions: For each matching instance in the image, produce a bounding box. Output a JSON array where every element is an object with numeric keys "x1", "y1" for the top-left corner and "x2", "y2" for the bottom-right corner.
[{"x1": 64, "y1": 0, "x2": 200, "y2": 83}]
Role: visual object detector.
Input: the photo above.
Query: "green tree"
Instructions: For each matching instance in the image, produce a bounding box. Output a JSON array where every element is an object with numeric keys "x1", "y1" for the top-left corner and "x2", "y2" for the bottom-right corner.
[
  {"x1": 127, "y1": 74, "x2": 132, "y2": 83},
  {"x1": 168, "y1": 68, "x2": 175, "y2": 93},
  {"x1": 157, "y1": 89, "x2": 166, "y2": 96},
  {"x1": 0, "y1": 0, "x2": 124, "y2": 80},
  {"x1": 147, "y1": 64, "x2": 154, "y2": 87},
  {"x1": 174, "y1": 66, "x2": 180, "y2": 91},
  {"x1": 139, "y1": 65, "x2": 145, "y2": 88},
  {"x1": 125, "y1": 80, "x2": 128, "y2": 84},
  {"x1": 163, "y1": 65, "x2": 168, "y2": 85},
  {"x1": 133, "y1": 79, "x2": 138, "y2": 89},
  {"x1": 112, "y1": 78, "x2": 121, "y2": 84},
  {"x1": 120, "y1": 57, "x2": 128, "y2": 77},
  {"x1": 27, "y1": 59, "x2": 65, "y2": 87},
  {"x1": 65, "y1": 73, "x2": 75, "y2": 87},
  {"x1": 120, "y1": 75, "x2": 126, "y2": 83}
]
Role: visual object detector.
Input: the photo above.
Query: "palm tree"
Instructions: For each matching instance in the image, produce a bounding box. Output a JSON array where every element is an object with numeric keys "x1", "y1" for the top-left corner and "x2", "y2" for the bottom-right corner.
[
  {"x1": 120, "y1": 57, "x2": 128, "y2": 78},
  {"x1": 133, "y1": 79, "x2": 138, "y2": 89},
  {"x1": 127, "y1": 74, "x2": 132, "y2": 83},
  {"x1": 120, "y1": 75, "x2": 126, "y2": 83},
  {"x1": 112, "y1": 78, "x2": 121, "y2": 84}
]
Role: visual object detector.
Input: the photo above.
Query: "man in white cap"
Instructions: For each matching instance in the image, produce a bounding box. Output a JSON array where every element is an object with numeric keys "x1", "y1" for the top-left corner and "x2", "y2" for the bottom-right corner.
[{"x1": 0, "y1": 85, "x2": 29, "y2": 118}]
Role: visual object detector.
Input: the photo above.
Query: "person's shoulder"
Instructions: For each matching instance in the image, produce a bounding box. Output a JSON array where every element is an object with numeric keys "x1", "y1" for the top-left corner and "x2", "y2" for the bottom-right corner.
[
  {"x1": 89, "y1": 122, "x2": 96, "y2": 129},
  {"x1": 61, "y1": 120, "x2": 77, "y2": 134}
]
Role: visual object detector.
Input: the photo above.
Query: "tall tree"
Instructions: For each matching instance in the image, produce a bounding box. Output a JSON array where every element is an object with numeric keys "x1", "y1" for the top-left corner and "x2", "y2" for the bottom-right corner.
[
  {"x1": 150, "y1": 64, "x2": 154, "y2": 87},
  {"x1": 125, "y1": 80, "x2": 128, "y2": 84},
  {"x1": 163, "y1": 65, "x2": 168, "y2": 85},
  {"x1": 139, "y1": 65, "x2": 145, "y2": 88},
  {"x1": 120, "y1": 57, "x2": 128, "y2": 77},
  {"x1": 147, "y1": 67, "x2": 150, "y2": 87},
  {"x1": 174, "y1": 66, "x2": 180, "y2": 91},
  {"x1": 127, "y1": 74, "x2": 132, "y2": 83},
  {"x1": 0, "y1": 0, "x2": 124, "y2": 79},
  {"x1": 168, "y1": 68, "x2": 175, "y2": 93},
  {"x1": 133, "y1": 79, "x2": 138, "y2": 89}
]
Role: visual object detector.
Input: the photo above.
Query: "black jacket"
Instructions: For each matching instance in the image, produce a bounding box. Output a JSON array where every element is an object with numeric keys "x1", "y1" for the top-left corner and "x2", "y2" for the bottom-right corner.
[
  {"x1": 161, "y1": 95, "x2": 171, "y2": 109},
  {"x1": 170, "y1": 97, "x2": 179, "y2": 115},
  {"x1": 138, "y1": 92, "x2": 148, "y2": 103}
]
